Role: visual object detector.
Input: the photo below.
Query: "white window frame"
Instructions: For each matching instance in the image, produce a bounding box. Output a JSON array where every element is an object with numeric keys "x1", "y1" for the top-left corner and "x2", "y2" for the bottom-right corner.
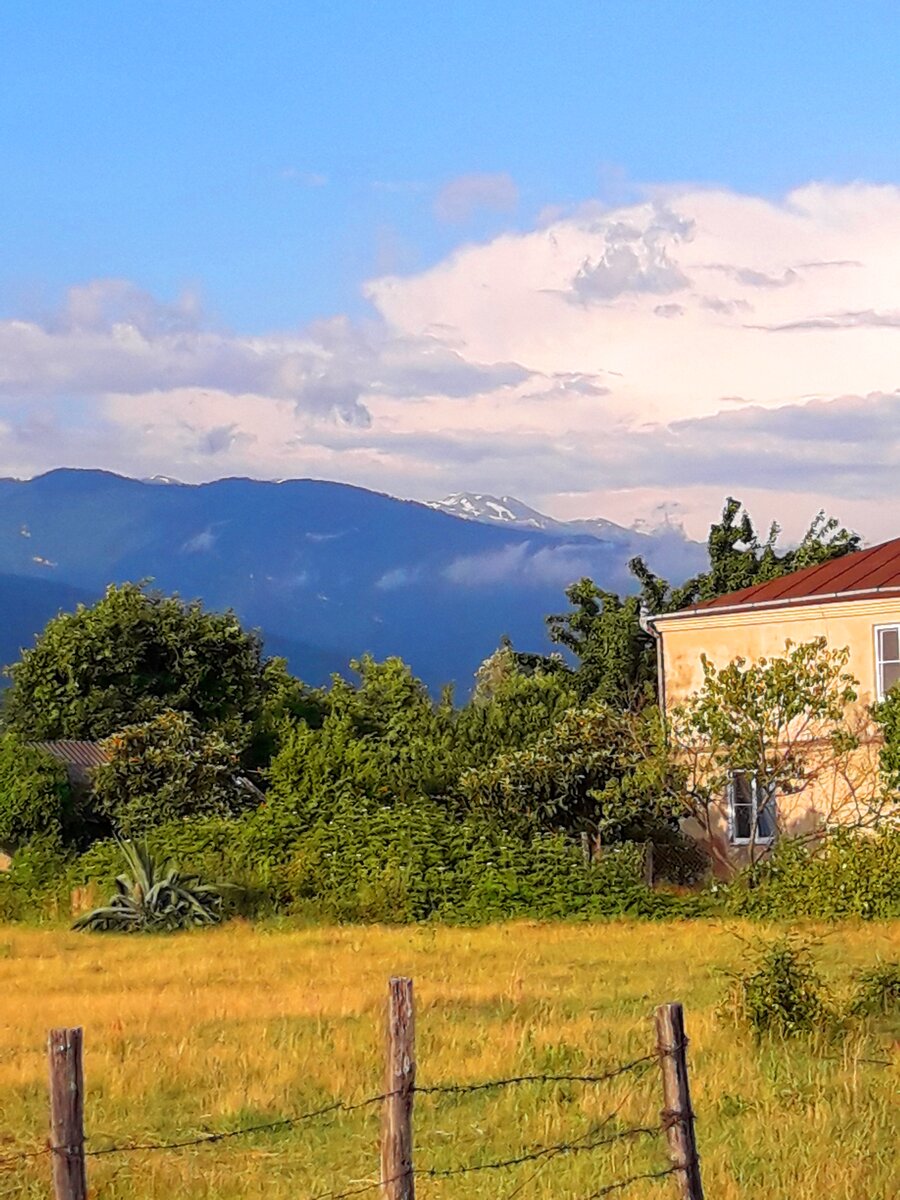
[
  {"x1": 874, "y1": 623, "x2": 900, "y2": 701},
  {"x1": 727, "y1": 771, "x2": 777, "y2": 846}
]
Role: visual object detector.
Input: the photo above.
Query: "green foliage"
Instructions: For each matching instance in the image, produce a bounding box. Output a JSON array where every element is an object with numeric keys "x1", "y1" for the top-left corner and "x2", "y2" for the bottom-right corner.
[
  {"x1": 279, "y1": 798, "x2": 654, "y2": 923},
  {"x1": 671, "y1": 639, "x2": 862, "y2": 860},
  {"x1": 872, "y1": 684, "x2": 900, "y2": 798},
  {"x1": 73, "y1": 841, "x2": 224, "y2": 933},
  {"x1": 847, "y1": 960, "x2": 900, "y2": 1018},
  {"x1": 92, "y1": 710, "x2": 258, "y2": 837},
  {"x1": 632, "y1": 498, "x2": 860, "y2": 614},
  {"x1": 0, "y1": 734, "x2": 73, "y2": 852},
  {"x1": 4, "y1": 582, "x2": 267, "y2": 741},
  {"x1": 546, "y1": 581, "x2": 654, "y2": 707},
  {"x1": 728, "y1": 828, "x2": 900, "y2": 920},
  {"x1": 722, "y1": 936, "x2": 834, "y2": 1039},
  {"x1": 460, "y1": 701, "x2": 682, "y2": 841}
]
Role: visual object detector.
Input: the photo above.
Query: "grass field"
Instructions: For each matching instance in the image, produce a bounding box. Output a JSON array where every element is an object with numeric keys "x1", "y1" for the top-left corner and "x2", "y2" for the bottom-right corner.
[{"x1": 0, "y1": 919, "x2": 897, "y2": 1200}]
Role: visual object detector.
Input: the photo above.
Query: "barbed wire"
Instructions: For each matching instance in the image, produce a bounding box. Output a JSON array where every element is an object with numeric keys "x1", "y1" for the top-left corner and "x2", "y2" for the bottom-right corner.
[
  {"x1": 310, "y1": 1122, "x2": 662, "y2": 1200},
  {"x1": 0, "y1": 1051, "x2": 675, "y2": 1200},
  {"x1": 0, "y1": 1053, "x2": 661, "y2": 1170},
  {"x1": 582, "y1": 1165, "x2": 680, "y2": 1197}
]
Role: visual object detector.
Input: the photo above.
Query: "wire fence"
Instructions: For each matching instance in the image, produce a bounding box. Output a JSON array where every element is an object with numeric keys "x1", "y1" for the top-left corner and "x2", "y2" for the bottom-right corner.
[{"x1": 1, "y1": 982, "x2": 704, "y2": 1200}]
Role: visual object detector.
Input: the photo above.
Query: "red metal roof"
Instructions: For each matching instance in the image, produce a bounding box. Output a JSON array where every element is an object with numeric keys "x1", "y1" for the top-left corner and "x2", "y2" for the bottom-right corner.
[{"x1": 659, "y1": 536, "x2": 900, "y2": 619}]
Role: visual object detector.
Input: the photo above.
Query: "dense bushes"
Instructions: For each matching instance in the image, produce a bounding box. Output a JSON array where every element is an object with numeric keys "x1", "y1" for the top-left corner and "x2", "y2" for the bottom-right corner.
[
  {"x1": 727, "y1": 827, "x2": 900, "y2": 920},
  {"x1": 70, "y1": 803, "x2": 673, "y2": 924},
  {"x1": 0, "y1": 736, "x2": 73, "y2": 854}
]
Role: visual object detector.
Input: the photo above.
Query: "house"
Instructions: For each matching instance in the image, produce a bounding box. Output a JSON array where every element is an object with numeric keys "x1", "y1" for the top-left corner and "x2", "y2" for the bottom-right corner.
[{"x1": 647, "y1": 536, "x2": 900, "y2": 865}]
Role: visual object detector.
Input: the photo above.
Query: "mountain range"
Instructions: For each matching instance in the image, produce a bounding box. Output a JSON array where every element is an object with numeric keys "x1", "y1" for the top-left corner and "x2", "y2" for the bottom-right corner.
[{"x1": 0, "y1": 471, "x2": 706, "y2": 692}]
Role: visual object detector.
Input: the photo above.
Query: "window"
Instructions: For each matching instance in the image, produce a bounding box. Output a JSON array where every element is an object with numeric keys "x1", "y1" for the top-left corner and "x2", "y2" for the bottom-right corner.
[
  {"x1": 875, "y1": 625, "x2": 900, "y2": 700},
  {"x1": 727, "y1": 772, "x2": 777, "y2": 845}
]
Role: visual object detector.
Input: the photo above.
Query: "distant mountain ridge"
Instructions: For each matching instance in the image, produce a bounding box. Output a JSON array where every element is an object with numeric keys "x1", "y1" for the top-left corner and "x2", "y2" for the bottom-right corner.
[
  {"x1": 0, "y1": 470, "x2": 706, "y2": 691},
  {"x1": 426, "y1": 492, "x2": 655, "y2": 543}
]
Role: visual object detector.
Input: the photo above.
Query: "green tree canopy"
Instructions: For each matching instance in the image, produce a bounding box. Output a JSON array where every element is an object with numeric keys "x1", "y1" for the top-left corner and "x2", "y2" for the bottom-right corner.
[
  {"x1": 632, "y1": 498, "x2": 860, "y2": 614},
  {"x1": 92, "y1": 710, "x2": 258, "y2": 837},
  {"x1": 670, "y1": 638, "x2": 867, "y2": 865},
  {"x1": 3, "y1": 582, "x2": 268, "y2": 741},
  {"x1": 546, "y1": 582, "x2": 655, "y2": 707},
  {"x1": 459, "y1": 701, "x2": 682, "y2": 843}
]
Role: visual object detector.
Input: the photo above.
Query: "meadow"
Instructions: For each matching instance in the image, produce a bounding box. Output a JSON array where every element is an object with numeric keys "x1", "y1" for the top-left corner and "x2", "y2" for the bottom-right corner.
[{"x1": 0, "y1": 920, "x2": 897, "y2": 1200}]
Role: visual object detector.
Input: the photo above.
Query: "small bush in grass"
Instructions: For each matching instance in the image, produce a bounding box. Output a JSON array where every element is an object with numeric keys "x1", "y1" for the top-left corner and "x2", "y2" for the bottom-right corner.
[
  {"x1": 847, "y1": 960, "x2": 900, "y2": 1018},
  {"x1": 721, "y1": 936, "x2": 836, "y2": 1039}
]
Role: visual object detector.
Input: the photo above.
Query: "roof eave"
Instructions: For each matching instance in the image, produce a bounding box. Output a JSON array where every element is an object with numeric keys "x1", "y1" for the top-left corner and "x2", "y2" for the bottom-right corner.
[{"x1": 648, "y1": 583, "x2": 900, "y2": 624}]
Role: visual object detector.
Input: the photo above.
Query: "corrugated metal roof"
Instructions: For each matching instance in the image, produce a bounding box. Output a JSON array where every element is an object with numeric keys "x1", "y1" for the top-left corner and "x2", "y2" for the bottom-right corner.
[
  {"x1": 34, "y1": 741, "x2": 110, "y2": 785},
  {"x1": 35, "y1": 741, "x2": 111, "y2": 769},
  {"x1": 655, "y1": 536, "x2": 900, "y2": 620}
]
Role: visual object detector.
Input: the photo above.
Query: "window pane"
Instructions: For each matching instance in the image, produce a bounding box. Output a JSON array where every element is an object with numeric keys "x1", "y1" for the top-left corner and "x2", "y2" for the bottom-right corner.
[
  {"x1": 879, "y1": 627, "x2": 900, "y2": 662},
  {"x1": 882, "y1": 660, "x2": 900, "y2": 695},
  {"x1": 732, "y1": 772, "x2": 752, "y2": 805},
  {"x1": 733, "y1": 803, "x2": 753, "y2": 841},
  {"x1": 756, "y1": 797, "x2": 777, "y2": 840}
]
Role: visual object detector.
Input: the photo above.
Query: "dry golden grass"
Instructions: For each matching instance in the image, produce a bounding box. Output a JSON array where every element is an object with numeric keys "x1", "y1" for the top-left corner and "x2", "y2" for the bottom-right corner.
[{"x1": 0, "y1": 919, "x2": 897, "y2": 1200}]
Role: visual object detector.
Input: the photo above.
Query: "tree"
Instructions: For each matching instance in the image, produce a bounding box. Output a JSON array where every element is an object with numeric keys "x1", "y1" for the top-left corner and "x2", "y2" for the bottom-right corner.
[
  {"x1": 872, "y1": 684, "x2": 900, "y2": 802},
  {"x1": 632, "y1": 498, "x2": 860, "y2": 614},
  {"x1": 459, "y1": 700, "x2": 682, "y2": 843},
  {"x1": 4, "y1": 582, "x2": 268, "y2": 742},
  {"x1": 92, "y1": 710, "x2": 258, "y2": 837},
  {"x1": 546, "y1": 581, "x2": 655, "y2": 707},
  {"x1": 669, "y1": 638, "x2": 880, "y2": 868}
]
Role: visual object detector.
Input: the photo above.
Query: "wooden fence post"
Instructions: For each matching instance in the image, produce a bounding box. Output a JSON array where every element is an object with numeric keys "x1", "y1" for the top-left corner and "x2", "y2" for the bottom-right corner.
[
  {"x1": 381, "y1": 977, "x2": 415, "y2": 1200},
  {"x1": 655, "y1": 1003, "x2": 703, "y2": 1200},
  {"x1": 48, "y1": 1027, "x2": 88, "y2": 1200}
]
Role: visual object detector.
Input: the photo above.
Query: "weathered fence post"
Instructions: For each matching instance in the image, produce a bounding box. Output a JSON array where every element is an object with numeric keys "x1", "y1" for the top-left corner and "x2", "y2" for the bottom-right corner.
[
  {"x1": 48, "y1": 1027, "x2": 88, "y2": 1200},
  {"x1": 655, "y1": 1002, "x2": 703, "y2": 1200},
  {"x1": 381, "y1": 977, "x2": 415, "y2": 1200}
]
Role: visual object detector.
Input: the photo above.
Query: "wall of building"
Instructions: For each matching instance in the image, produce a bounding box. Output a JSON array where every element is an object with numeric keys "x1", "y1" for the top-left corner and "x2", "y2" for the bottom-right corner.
[{"x1": 655, "y1": 596, "x2": 897, "y2": 868}]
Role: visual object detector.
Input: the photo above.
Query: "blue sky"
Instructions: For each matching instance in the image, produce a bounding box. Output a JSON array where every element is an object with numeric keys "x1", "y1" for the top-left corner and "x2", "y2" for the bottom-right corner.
[
  {"x1": 4, "y1": 1, "x2": 900, "y2": 329},
  {"x1": 2, "y1": 2, "x2": 900, "y2": 540}
]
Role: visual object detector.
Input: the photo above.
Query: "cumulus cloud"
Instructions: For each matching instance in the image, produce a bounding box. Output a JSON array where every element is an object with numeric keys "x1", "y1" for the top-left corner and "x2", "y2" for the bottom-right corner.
[
  {"x1": 433, "y1": 172, "x2": 519, "y2": 223},
  {"x1": 5, "y1": 182, "x2": 900, "y2": 543}
]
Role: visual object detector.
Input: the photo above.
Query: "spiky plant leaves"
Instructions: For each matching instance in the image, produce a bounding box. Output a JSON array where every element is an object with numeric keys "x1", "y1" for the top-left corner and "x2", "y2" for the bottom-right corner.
[{"x1": 74, "y1": 840, "x2": 224, "y2": 933}]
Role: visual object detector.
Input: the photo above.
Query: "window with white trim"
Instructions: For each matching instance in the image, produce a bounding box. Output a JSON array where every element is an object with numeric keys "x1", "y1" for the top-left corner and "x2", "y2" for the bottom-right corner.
[
  {"x1": 727, "y1": 771, "x2": 777, "y2": 845},
  {"x1": 875, "y1": 624, "x2": 900, "y2": 700}
]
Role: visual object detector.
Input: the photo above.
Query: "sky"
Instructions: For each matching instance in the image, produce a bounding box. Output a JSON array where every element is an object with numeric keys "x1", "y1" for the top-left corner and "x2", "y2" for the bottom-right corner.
[{"x1": 2, "y1": 1, "x2": 900, "y2": 541}]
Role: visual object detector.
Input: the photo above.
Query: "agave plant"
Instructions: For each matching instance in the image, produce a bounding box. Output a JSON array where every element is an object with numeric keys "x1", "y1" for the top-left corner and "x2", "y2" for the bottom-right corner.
[{"x1": 73, "y1": 840, "x2": 224, "y2": 933}]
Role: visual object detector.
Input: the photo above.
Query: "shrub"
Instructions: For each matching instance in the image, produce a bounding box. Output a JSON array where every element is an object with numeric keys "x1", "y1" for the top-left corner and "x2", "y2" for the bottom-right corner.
[
  {"x1": 847, "y1": 960, "x2": 900, "y2": 1018},
  {"x1": 0, "y1": 734, "x2": 73, "y2": 853},
  {"x1": 727, "y1": 828, "x2": 900, "y2": 920},
  {"x1": 721, "y1": 936, "x2": 835, "y2": 1039},
  {"x1": 92, "y1": 711, "x2": 257, "y2": 836},
  {"x1": 74, "y1": 841, "x2": 224, "y2": 933}
]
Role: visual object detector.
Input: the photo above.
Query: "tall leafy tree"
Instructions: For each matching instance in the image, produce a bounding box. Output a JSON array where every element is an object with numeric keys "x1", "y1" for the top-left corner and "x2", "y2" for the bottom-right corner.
[
  {"x1": 3, "y1": 582, "x2": 268, "y2": 741},
  {"x1": 546, "y1": 582, "x2": 655, "y2": 707},
  {"x1": 632, "y1": 498, "x2": 860, "y2": 614}
]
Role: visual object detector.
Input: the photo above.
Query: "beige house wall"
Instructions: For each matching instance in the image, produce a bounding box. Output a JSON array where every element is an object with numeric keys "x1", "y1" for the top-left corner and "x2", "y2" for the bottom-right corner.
[{"x1": 654, "y1": 596, "x2": 898, "y2": 867}]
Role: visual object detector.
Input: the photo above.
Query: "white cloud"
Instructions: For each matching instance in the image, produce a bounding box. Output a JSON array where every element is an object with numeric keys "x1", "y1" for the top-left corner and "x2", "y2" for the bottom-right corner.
[{"x1": 4, "y1": 182, "x2": 900, "y2": 543}]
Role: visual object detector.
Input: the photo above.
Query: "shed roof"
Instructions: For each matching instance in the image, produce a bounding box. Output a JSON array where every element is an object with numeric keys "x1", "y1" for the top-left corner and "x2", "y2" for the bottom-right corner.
[
  {"x1": 34, "y1": 741, "x2": 110, "y2": 785},
  {"x1": 653, "y1": 536, "x2": 900, "y2": 621}
]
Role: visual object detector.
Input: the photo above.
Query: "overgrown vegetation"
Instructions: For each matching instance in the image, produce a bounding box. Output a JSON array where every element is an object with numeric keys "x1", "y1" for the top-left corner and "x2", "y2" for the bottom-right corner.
[{"x1": 0, "y1": 496, "x2": 896, "y2": 928}]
